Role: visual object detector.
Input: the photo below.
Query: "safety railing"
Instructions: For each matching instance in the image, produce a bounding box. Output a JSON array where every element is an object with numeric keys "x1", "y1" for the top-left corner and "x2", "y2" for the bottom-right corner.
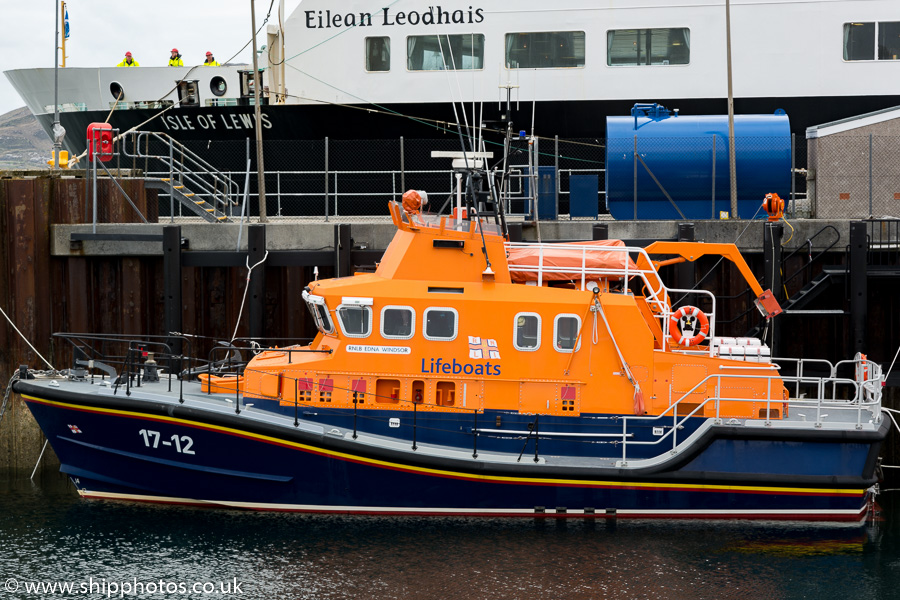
[
  {"x1": 615, "y1": 356, "x2": 883, "y2": 466},
  {"x1": 120, "y1": 131, "x2": 239, "y2": 218}
]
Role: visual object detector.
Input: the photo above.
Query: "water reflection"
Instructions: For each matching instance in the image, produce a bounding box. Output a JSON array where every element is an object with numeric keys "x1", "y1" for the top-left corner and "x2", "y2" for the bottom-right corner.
[{"x1": 1, "y1": 473, "x2": 899, "y2": 599}]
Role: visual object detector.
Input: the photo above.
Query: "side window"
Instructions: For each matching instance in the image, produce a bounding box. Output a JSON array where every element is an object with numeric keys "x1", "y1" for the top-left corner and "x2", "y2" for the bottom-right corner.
[
  {"x1": 303, "y1": 291, "x2": 334, "y2": 334},
  {"x1": 424, "y1": 307, "x2": 458, "y2": 341},
  {"x1": 407, "y1": 34, "x2": 485, "y2": 71},
  {"x1": 607, "y1": 28, "x2": 690, "y2": 66},
  {"x1": 337, "y1": 305, "x2": 372, "y2": 338},
  {"x1": 366, "y1": 36, "x2": 390, "y2": 71},
  {"x1": 381, "y1": 306, "x2": 415, "y2": 339},
  {"x1": 514, "y1": 313, "x2": 541, "y2": 351},
  {"x1": 554, "y1": 314, "x2": 581, "y2": 353},
  {"x1": 505, "y1": 31, "x2": 585, "y2": 68},
  {"x1": 844, "y1": 23, "x2": 875, "y2": 60}
]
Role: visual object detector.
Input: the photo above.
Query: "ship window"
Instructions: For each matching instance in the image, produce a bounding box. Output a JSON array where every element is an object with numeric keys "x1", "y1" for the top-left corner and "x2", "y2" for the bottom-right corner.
[
  {"x1": 337, "y1": 305, "x2": 372, "y2": 338},
  {"x1": 407, "y1": 34, "x2": 485, "y2": 71},
  {"x1": 366, "y1": 36, "x2": 391, "y2": 71},
  {"x1": 514, "y1": 313, "x2": 541, "y2": 351},
  {"x1": 424, "y1": 307, "x2": 458, "y2": 341},
  {"x1": 606, "y1": 28, "x2": 690, "y2": 66},
  {"x1": 381, "y1": 306, "x2": 415, "y2": 339},
  {"x1": 554, "y1": 314, "x2": 582, "y2": 353},
  {"x1": 210, "y1": 76, "x2": 227, "y2": 97},
  {"x1": 844, "y1": 23, "x2": 875, "y2": 60},
  {"x1": 303, "y1": 291, "x2": 334, "y2": 335},
  {"x1": 879, "y1": 22, "x2": 900, "y2": 60},
  {"x1": 505, "y1": 31, "x2": 585, "y2": 69},
  {"x1": 844, "y1": 22, "x2": 900, "y2": 61}
]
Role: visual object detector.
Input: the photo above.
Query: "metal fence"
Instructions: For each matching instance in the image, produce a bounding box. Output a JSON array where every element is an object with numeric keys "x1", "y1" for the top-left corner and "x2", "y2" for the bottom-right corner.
[
  {"x1": 810, "y1": 135, "x2": 900, "y2": 220},
  {"x1": 99, "y1": 134, "x2": 816, "y2": 222}
]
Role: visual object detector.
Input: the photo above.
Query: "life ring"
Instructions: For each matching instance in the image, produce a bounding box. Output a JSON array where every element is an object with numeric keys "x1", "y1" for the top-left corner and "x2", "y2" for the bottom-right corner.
[
  {"x1": 669, "y1": 306, "x2": 710, "y2": 346},
  {"x1": 855, "y1": 352, "x2": 869, "y2": 383}
]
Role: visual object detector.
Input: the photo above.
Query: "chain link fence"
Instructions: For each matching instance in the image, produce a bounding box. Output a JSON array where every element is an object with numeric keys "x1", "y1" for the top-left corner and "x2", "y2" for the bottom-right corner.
[
  {"x1": 810, "y1": 135, "x2": 900, "y2": 219},
  {"x1": 93, "y1": 134, "x2": 817, "y2": 223}
]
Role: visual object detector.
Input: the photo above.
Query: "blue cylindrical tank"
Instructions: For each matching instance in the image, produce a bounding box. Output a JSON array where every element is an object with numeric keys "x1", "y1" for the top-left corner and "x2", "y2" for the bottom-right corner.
[{"x1": 605, "y1": 104, "x2": 791, "y2": 220}]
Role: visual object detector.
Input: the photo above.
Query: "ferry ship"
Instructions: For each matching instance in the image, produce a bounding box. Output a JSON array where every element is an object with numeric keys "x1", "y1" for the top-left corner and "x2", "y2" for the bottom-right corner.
[
  {"x1": 4, "y1": 0, "x2": 900, "y2": 168},
  {"x1": 12, "y1": 184, "x2": 890, "y2": 520}
]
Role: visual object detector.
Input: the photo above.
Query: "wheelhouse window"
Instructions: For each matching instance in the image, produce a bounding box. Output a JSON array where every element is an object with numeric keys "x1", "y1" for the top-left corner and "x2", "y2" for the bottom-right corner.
[
  {"x1": 844, "y1": 22, "x2": 900, "y2": 61},
  {"x1": 607, "y1": 28, "x2": 690, "y2": 66},
  {"x1": 505, "y1": 32, "x2": 585, "y2": 68},
  {"x1": 381, "y1": 306, "x2": 415, "y2": 339},
  {"x1": 514, "y1": 313, "x2": 541, "y2": 351},
  {"x1": 302, "y1": 291, "x2": 334, "y2": 335},
  {"x1": 366, "y1": 37, "x2": 390, "y2": 71},
  {"x1": 424, "y1": 307, "x2": 458, "y2": 340},
  {"x1": 337, "y1": 305, "x2": 372, "y2": 338},
  {"x1": 407, "y1": 34, "x2": 484, "y2": 71},
  {"x1": 554, "y1": 314, "x2": 581, "y2": 353}
]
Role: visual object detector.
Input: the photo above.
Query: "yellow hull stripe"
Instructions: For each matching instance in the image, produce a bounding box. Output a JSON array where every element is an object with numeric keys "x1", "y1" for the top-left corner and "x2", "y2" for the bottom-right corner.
[{"x1": 23, "y1": 394, "x2": 866, "y2": 497}]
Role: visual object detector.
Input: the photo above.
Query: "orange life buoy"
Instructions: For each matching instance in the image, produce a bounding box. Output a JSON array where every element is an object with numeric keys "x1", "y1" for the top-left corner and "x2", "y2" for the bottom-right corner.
[
  {"x1": 669, "y1": 306, "x2": 710, "y2": 346},
  {"x1": 856, "y1": 352, "x2": 869, "y2": 382}
]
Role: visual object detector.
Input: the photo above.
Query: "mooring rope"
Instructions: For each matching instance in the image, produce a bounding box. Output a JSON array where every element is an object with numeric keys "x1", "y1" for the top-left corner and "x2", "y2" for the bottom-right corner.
[
  {"x1": 0, "y1": 305, "x2": 55, "y2": 371},
  {"x1": 230, "y1": 250, "x2": 270, "y2": 343}
]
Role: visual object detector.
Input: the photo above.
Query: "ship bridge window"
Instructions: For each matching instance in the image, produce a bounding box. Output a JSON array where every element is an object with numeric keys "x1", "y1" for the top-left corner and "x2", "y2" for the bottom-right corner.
[
  {"x1": 424, "y1": 307, "x2": 458, "y2": 341},
  {"x1": 505, "y1": 32, "x2": 585, "y2": 69},
  {"x1": 337, "y1": 305, "x2": 372, "y2": 338},
  {"x1": 514, "y1": 313, "x2": 541, "y2": 351},
  {"x1": 381, "y1": 306, "x2": 415, "y2": 339},
  {"x1": 606, "y1": 28, "x2": 690, "y2": 66},
  {"x1": 554, "y1": 314, "x2": 582, "y2": 353},
  {"x1": 407, "y1": 34, "x2": 484, "y2": 71},
  {"x1": 366, "y1": 37, "x2": 391, "y2": 71},
  {"x1": 844, "y1": 22, "x2": 900, "y2": 61},
  {"x1": 302, "y1": 290, "x2": 334, "y2": 335}
]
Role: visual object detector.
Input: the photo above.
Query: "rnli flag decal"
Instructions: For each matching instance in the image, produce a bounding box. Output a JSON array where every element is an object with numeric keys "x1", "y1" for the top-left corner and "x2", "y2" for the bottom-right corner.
[
  {"x1": 67, "y1": 424, "x2": 82, "y2": 434},
  {"x1": 468, "y1": 336, "x2": 500, "y2": 360}
]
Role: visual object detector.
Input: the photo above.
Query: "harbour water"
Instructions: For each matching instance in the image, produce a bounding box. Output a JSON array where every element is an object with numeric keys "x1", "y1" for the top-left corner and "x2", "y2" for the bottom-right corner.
[{"x1": 2, "y1": 472, "x2": 900, "y2": 599}]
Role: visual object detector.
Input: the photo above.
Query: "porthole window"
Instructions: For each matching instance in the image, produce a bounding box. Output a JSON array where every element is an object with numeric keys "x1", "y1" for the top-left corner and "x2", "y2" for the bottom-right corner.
[
  {"x1": 514, "y1": 313, "x2": 541, "y2": 351},
  {"x1": 337, "y1": 305, "x2": 372, "y2": 338},
  {"x1": 554, "y1": 314, "x2": 582, "y2": 353},
  {"x1": 381, "y1": 306, "x2": 415, "y2": 339},
  {"x1": 210, "y1": 76, "x2": 228, "y2": 97},
  {"x1": 424, "y1": 307, "x2": 458, "y2": 341},
  {"x1": 109, "y1": 81, "x2": 125, "y2": 100}
]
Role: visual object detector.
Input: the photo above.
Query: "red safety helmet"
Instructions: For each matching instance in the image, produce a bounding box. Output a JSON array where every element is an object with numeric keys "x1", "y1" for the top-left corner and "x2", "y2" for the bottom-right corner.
[
  {"x1": 171, "y1": 48, "x2": 178, "y2": 53},
  {"x1": 206, "y1": 52, "x2": 213, "y2": 57},
  {"x1": 125, "y1": 51, "x2": 132, "y2": 57}
]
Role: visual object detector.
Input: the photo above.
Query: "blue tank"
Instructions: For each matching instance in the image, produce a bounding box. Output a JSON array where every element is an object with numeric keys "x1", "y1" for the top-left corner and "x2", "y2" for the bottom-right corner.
[{"x1": 605, "y1": 104, "x2": 791, "y2": 220}]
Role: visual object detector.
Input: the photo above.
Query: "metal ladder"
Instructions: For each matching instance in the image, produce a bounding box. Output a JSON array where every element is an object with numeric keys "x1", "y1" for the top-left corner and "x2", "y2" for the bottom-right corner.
[{"x1": 121, "y1": 132, "x2": 240, "y2": 223}]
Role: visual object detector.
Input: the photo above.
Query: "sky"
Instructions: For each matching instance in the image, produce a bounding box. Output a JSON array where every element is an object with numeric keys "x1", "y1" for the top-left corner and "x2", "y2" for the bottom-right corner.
[{"x1": 0, "y1": 1, "x2": 302, "y2": 116}]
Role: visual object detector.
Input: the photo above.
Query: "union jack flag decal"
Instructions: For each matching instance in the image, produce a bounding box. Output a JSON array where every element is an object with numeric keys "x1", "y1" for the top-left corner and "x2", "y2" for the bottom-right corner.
[
  {"x1": 67, "y1": 424, "x2": 82, "y2": 434},
  {"x1": 468, "y1": 336, "x2": 500, "y2": 360}
]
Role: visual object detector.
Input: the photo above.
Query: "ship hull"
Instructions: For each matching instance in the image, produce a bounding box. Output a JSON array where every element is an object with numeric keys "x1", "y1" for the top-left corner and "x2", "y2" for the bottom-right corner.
[
  {"x1": 39, "y1": 93, "x2": 900, "y2": 169},
  {"x1": 18, "y1": 381, "x2": 887, "y2": 521}
]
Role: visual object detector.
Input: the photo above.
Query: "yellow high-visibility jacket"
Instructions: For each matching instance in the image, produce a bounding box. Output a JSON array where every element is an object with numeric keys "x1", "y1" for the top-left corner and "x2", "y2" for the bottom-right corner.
[
  {"x1": 117, "y1": 58, "x2": 140, "y2": 67},
  {"x1": 168, "y1": 57, "x2": 184, "y2": 66},
  {"x1": 203, "y1": 59, "x2": 220, "y2": 66}
]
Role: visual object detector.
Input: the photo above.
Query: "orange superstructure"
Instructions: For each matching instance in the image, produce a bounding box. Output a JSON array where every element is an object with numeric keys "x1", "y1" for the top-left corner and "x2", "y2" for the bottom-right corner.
[{"x1": 223, "y1": 201, "x2": 786, "y2": 422}]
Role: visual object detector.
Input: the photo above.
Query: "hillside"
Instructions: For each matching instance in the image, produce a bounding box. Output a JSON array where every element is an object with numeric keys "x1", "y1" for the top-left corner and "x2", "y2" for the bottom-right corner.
[{"x1": 0, "y1": 106, "x2": 52, "y2": 170}]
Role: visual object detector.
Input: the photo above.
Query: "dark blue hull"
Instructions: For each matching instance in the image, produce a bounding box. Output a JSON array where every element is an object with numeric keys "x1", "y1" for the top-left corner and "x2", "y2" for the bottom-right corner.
[{"x1": 17, "y1": 381, "x2": 888, "y2": 521}]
